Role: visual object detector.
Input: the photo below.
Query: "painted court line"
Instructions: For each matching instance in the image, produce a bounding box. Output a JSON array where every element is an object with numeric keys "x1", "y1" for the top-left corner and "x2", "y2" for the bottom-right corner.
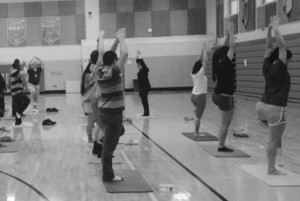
[
  {"x1": 129, "y1": 122, "x2": 228, "y2": 201},
  {"x1": 121, "y1": 151, "x2": 158, "y2": 201}
]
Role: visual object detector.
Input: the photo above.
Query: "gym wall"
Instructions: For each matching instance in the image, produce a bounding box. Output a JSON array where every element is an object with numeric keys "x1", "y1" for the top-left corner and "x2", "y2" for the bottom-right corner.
[
  {"x1": 0, "y1": 0, "x2": 214, "y2": 91},
  {"x1": 213, "y1": 0, "x2": 300, "y2": 102}
]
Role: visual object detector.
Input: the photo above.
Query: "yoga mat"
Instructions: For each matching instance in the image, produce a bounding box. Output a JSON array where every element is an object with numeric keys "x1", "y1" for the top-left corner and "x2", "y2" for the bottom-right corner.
[
  {"x1": 182, "y1": 132, "x2": 218, "y2": 141},
  {"x1": 238, "y1": 164, "x2": 300, "y2": 187},
  {"x1": 88, "y1": 151, "x2": 123, "y2": 164},
  {"x1": 201, "y1": 144, "x2": 250, "y2": 157},
  {"x1": 0, "y1": 141, "x2": 21, "y2": 153},
  {"x1": 135, "y1": 114, "x2": 157, "y2": 119},
  {"x1": 12, "y1": 122, "x2": 33, "y2": 127},
  {"x1": 103, "y1": 170, "x2": 153, "y2": 193}
]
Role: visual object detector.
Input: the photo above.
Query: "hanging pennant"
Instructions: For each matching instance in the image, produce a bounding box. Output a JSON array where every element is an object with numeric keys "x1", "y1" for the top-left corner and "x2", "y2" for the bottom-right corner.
[
  {"x1": 283, "y1": 0, "x2": 292, "y2": 18},
  {"x1": 241, "y1": 0, "x2": 249, "y2": 29},
  {"x1": 41, "y1": 17, "x2": 60, "y2": 45},
  {"x1": 7, "y1": 18, "x2": 26, "y2": 47}
]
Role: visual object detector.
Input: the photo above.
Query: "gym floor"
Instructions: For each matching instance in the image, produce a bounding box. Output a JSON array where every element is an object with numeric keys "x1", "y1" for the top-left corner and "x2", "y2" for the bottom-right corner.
[{"x1": 0, "y1": 91, "x2": 299, "y2": 201}]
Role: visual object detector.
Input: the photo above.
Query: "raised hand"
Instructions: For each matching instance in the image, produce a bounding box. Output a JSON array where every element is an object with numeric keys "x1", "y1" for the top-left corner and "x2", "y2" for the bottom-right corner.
[
  {"x1": 116, "y1": 28, "x2": 126, "y2": 41},
  {"x1": 270, "y1": 16, "x2": 280, "y2": 29},
  {"x1": 137, "y1": 49, "x2": 141, "y2": 56},
  {"x1": 98, "y1": 30, "x2": 105, "y2": 40}
]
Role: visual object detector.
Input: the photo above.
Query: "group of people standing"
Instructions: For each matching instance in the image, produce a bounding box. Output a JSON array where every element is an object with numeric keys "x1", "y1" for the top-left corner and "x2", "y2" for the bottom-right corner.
[
  {"x1": 0, "y1": 56, "x2": 43, "y2": 126},
  {"x1": 191, "y1": 16, "x2": 292, "y2": 175}
]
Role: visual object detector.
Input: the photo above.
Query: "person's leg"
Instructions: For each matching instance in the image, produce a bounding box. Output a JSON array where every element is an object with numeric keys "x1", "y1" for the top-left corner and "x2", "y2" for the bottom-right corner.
[
  {"x1": 86, "y1": 113, "x2": 95, "y2": 143},
  {"x1": 12, "y1": 96, "x2": 16, "y2": 116},
  {"x1": 101, "y1": 113, "x2": 123, "y2": 181},
  {"x1": 139, "y1": 92, "x2": 149, "y2": 116},
  {"x1": 27, "y1": 84, "x2": 35, "y2": 106},
  {"x1": 218, "y1": 109, "x2": 234, "y2": 151},
  {"x1": 34, "y1": 85, "x2": 40, "y2": 109},
  {"x1": 193, "y1": 94, "x2": 207, "y2": 135},
  {"x1": 267, "y1": 123, "x2": 286, "y2": 175}
]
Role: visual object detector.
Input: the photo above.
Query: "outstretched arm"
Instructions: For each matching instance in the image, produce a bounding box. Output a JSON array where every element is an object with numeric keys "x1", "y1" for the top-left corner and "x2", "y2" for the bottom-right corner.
[
  {"x1": 264, "y1": 21, "x2": 273, "y2": 58},
  {"x1": 110, "y1": 33, "x2": 120, "y2": 52},
  {"x1": 117, "y1": 28, "x2": 128, "y2": 69},
  {"x1": 271, "y1": 16, "x2": 287, "y2": 64},
  {"x1": 95, "y1": 30, "x2": 105, "y2": 68},
  {"x1": 34, "y1": 57, "x2": 45, "y2": 69},
  {"x1": 227, "y1": 22, "x2": 236, "y2": 60},
  {"x1": 223, "y1": 27, "x2": 230, "y2": 47}
]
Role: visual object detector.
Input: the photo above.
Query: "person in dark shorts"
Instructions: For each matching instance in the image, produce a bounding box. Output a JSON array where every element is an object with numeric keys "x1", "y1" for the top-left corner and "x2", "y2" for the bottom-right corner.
[
  {"x1": 136, "y1": 49, "x2": 151, "y2": 116},
  {"x1": 10, "y1": 59, "x2": 30, "y2": 125},
  {"x1": 191, "y1": 43, "x2": 208, "y2": 136},
  {"x1": 211, "y1": 23, "x2": 236, "y2": 152},
  {"x1": 256, "y1": 16, "x2": 292, "y2": 175}
]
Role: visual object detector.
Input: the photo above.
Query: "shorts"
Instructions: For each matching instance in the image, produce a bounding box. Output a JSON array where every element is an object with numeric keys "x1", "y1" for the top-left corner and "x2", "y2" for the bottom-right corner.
[
  {"x1": 191, "y1": 93, "x2": 206, "y2": 118},
  {"x1": 256, "y1": 101, "x2": 286, "y2": 126},
  {"x1": 83, "y1": 101, "x2": 93, "y2": 113},
  {"x1": 212, "y1": 93, "x2": 234, "y2": 111}
]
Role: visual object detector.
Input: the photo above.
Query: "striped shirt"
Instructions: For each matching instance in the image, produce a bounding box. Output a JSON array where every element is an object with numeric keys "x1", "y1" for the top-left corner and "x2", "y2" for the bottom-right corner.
[
  {"x1": 10, "y1": 68, "x2": 24, "y2": 96},
  {"x1": 93, "y1": 64, "x2": 124, "y2": 114}
]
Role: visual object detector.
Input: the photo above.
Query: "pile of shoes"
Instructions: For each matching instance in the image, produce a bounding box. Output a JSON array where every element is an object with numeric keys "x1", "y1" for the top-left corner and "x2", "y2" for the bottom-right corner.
[
  {"x1": 46, "y1": 108, "x2": 59, "y2": 112},
  {"x1": 0, "y1": 136, "x2": 15, "y2": 142},
  {"x1": 42, "y1": 119, "x2": 56, "y2": 126}
]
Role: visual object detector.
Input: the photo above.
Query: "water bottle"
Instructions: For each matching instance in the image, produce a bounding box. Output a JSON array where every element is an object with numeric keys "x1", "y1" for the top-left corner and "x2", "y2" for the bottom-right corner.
[{"x1": 160, "y1": 184, "x2": 175, "y2": 191}]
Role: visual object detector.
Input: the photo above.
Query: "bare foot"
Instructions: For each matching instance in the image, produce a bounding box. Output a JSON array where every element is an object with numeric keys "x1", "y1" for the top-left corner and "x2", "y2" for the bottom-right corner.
[
  {"x1": 268, "y1": 169, "x2": 287, "y2": 175},
  {"x1": 110, "y1": 175, "x2": 123, "y2": 182}
]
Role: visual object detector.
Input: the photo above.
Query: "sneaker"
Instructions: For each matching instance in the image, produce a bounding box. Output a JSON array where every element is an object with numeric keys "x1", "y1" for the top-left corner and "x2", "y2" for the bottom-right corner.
[
  {"x1": 218, "y1": 146, "x2": 234, "y2": 152},
  {"x1": 15, "y1": 118, "x2": 22, "y2": 126},
  {"x1": 51, "y1": 108, "x2": 59, "y2": 112},
  {"x1": 92, "y1": 141, "x2": 101, "y2": 155},
  {"x1": 42, "y1": 119, "x2": 56, "y2": 126}
]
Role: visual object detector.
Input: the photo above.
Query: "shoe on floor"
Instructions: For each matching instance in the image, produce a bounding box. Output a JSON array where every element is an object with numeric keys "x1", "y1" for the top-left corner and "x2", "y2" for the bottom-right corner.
[{"x1": 42, "y1": 119, "x2": 56, "y2": 126}]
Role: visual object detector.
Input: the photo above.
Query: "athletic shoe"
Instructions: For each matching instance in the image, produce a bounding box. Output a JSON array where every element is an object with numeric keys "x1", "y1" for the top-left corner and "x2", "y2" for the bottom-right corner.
[
  {"x1": 218, "y1": 146, "x2": 234, "y2": 152},
  {"x1": 42, "y1": 119, "x2": 56, "y2": 126},
  {"x1": 15, "y1": 118, "x2": 22, "y2": 126}
]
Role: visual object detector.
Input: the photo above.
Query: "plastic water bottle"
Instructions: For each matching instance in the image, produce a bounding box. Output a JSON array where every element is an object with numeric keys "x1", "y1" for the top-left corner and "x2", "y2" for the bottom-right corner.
[{"x1": 160, "y1": 184, "x2": 175, "y2": 191}]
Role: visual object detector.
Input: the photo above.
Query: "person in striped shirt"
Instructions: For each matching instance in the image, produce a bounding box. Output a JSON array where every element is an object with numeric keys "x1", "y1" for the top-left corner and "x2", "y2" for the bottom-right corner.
[
  {"x1": 10, "y1": 59, "x2": 30, "y2": 125},
  {"x1": 93, "y1": 28, "x2": 128, "y2": 182}
]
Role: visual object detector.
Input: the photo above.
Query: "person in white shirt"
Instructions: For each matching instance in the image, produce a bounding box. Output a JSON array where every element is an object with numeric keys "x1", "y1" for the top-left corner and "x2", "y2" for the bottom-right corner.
[{"x1": 191, "y1": 43, "x2": 208, "y2": 136}]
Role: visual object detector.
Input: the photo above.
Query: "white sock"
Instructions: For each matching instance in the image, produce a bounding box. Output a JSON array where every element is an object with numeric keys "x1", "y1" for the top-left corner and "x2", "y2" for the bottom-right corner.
[{"x1": 16, "y1": 113, "x2": 21, "y2": 118}]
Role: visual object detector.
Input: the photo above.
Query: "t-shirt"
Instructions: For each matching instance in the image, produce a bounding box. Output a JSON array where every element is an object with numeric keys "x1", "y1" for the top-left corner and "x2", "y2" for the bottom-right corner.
[
  {"x1": 93, "y1": 64, "x2": 124, "y2": 114},
  {"x1": 137, "y1": 66, "x2": 151, "y2": 92},
  {"x1": 213, "y1": 55, "x2": 236, "y2": 95},
  {"x1": 28, "y1": 67, "x2": 42, "y2": 85},
  {"x1": 10, "y1": 68, "x2": 24, "y2": 96},
  {"x1": 191, "y1": 64, "x2": 207, "y2": 95},
  {"x1": 261, "y1": 58, "x2": 290, "y2": 107}
]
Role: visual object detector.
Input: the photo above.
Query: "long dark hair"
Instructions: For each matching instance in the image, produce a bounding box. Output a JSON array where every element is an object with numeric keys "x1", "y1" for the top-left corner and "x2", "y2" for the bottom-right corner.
[
  {"x1": 80, "y1": 63, "x2": 92, "y2": 95},
  {"x1": 80, "y1": 50, "x2": 98, "y2": 95},
  {"x1": 212, "y1": 46, "x2": 229, "y2": 82},
  {"x1": 269, "y1": 47, "x2": 293, "y2": 64},
  {"x1": 136, "y1": 58, "x2": 148, "y2": 69},
  {"x1": 192, "y1": 60, "x2": 203, "y2": 75}
]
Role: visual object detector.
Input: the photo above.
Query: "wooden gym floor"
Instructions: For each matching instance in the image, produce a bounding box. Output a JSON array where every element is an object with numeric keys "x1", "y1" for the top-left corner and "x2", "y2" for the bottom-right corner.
[{"x1": 0, "y1": 91, "x2": 299, "y2": 201}]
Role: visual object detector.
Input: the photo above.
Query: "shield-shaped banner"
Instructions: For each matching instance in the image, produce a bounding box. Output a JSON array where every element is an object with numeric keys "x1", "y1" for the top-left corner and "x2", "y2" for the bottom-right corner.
[
  {"x1": 41, "y1": 17, "x2": 60, "y2": 45},
  {"x1": 7, "y1": 18, "x2": 26, "y2": 47},
  {"x1": 242, "y1": 0, "x2": 249, "y2": 29},
  {"x1": 283, "y1": 0, "x2": 292, "y2": 18}
]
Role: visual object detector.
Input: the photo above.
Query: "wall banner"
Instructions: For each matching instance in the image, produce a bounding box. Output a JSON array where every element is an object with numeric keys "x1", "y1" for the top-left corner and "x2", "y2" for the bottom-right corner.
[
  {"x1": 41, "y1": 17, "x2": 60, "y2": 45},
  {"x1": 7, "y1": 18, "x2": 26, "y2": 47}
]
